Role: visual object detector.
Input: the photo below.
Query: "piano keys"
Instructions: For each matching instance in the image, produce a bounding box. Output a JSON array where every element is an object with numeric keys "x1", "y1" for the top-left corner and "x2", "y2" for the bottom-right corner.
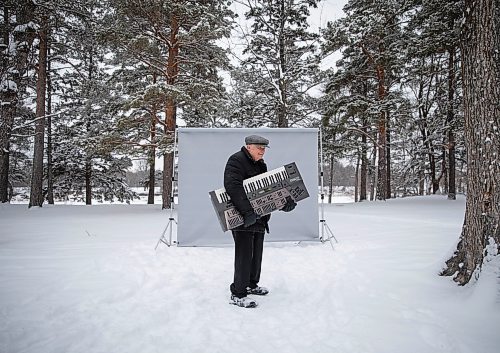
[{"x1": 209, "y1": 162, "x2": 310, "y2": 232}]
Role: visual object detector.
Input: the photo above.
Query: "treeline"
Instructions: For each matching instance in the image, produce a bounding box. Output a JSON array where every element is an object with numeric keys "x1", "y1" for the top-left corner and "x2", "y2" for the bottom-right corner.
[{"x1": 0, "y1": 0, "x2": 467, "y2": 207}]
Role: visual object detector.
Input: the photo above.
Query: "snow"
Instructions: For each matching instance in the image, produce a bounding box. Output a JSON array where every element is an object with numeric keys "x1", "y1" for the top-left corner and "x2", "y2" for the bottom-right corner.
[
  {"x1": 13, "y1": 21, "x2": 39, "y2": 33},
  {"x1": 0, "y1": 79, "x2": 18, "y2": 93},
  {"x1": 1, "y1": 195, "x2": 499, "y2": 353}
]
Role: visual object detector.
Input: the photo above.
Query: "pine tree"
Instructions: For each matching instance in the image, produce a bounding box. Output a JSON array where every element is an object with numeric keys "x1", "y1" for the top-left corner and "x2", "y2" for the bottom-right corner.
[
  {"x1": 0, "y1": 0, "x2": 37, "y2": 202},
  {"x1": 29, "y1": 13, "x2": 49, "y2": 208},
  {"x1": 441, "y1": 0, "x2": 500, "y2": 285},
  {"x1": 322, "y1": 0, "x2": 408, "y2": 200},
  {"x1": 45, "y1": 0, "x2": 137, "y2": 204},
  {"x1": 232, "y1": 0, "x2": 322, "y2": 128},
  {"x1": 106, "y1": 0, "x2": 233, "y2": 208},
  {"x1": 404, "y1": 0, "x2": 463, "y2": 198}
]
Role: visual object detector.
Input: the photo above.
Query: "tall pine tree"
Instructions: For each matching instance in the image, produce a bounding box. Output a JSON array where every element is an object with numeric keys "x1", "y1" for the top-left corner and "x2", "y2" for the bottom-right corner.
[
  {"x1": 232, "y1": 0, "x2": 322, "y2": 128},
  {"x1": 106, "y1": 0, "x2": 233, "y2": 208}
]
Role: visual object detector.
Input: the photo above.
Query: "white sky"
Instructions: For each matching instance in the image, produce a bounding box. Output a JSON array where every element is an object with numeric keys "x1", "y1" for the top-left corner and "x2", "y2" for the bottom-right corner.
[{"x1": 226, "y1": 0, "x2": 347, "y2": 67}]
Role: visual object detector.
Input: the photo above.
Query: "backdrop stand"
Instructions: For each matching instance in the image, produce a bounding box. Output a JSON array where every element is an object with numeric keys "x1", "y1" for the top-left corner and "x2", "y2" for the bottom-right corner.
[
  {"x1": 155, "y1": 127, "x2": 179, "y2": 249},
  {"x1": 319, "y1": 127, "x2": 338, "y2": 250}
]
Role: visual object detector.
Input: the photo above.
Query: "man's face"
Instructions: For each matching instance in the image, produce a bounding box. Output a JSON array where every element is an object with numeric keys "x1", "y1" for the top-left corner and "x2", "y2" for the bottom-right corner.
[{"x1": 246, "y1": 144, "x2": 266, "y2": 161}]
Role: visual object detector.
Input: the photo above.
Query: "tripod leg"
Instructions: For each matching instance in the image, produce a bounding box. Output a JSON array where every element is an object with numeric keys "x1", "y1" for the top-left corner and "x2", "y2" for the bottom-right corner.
[
  {"x1": 325, "y1": 223, "x2": 338, "y2": 243},
  {"x1": 155, "y1": 221, "x2": 172, "y2": 250}
]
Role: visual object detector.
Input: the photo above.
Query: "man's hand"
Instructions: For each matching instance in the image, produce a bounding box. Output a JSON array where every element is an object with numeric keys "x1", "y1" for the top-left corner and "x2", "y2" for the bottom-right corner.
[
  {"x1": 243, "y1": 211, "x2": 258, "y2": 227},
  {"x1": 281, "y1": 196, "x2": 297, "y2": 212}
]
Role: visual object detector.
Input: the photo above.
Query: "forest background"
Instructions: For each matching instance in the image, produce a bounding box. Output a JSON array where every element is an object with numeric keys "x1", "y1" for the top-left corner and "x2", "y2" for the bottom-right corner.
[{"x1": 0, "y1": 0, "x2": 466, "y2": 206}]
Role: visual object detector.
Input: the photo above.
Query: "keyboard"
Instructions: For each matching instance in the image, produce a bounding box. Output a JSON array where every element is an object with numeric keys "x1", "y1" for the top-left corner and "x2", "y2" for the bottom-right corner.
[{"x1": 209, "y1": 162, "x2": 309, "y2": 232}]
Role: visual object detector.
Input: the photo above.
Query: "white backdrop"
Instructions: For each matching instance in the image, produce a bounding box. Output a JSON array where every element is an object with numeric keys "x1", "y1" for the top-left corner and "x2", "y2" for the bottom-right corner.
[{"x1": 176, "y1": 128, "x2": 319, "y2": 246}]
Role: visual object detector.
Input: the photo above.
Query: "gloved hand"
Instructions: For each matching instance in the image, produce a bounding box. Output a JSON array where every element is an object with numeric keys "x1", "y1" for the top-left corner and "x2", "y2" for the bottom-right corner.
[
  {"x1": 281, "y1": 196, "x2": 297, "y2": 212},
  {"x1": 243, "y1": 211, "x2": 258, "y2": 227}
]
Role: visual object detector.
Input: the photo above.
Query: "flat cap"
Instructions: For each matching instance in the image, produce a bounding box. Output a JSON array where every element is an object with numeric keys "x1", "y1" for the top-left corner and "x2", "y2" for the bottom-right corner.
[{"x1": 245, "y1": 134, "x2": 269, "y2": 147}]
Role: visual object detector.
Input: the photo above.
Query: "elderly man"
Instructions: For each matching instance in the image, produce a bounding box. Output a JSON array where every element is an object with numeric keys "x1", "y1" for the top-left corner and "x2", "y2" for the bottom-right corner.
[{"x1": 224, "y1": 134, "x2": 296, "y2": 308}]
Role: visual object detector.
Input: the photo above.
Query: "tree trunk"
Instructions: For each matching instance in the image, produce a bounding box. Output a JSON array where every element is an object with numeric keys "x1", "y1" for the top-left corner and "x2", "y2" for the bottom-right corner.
[
  {"x1": 46, "y1": 39, "x2": 54, "y2": 205},
  {"x1": 85, "y1": 50, "x2": 93, "y2": 205},
  {"x1": 355, "y1": 151, "x2": 360, "y2": 202},
  {"x1": 441, "y1": 145, "x2": 448, "y2": 194},
  {"x1": 148, "y1": 74, "x2": 158, "y2": 205},
  {"x1": 359, "y1": 91, "x2": 368, "y2": 202},
  {"x1": 386, "y1": 112, "x2": 391, "y2": 199},
  {"x1": 376, "y1": 64, "x2": 387, "y2": 201},
  {"x1": 418, "y1": 168, "x2": 425, "y2": 196},
  {"x1": 277, "y1": 0, "x2": 288, "y2": 128},
  {"x1": 447, "y1": 45, "x2": 457, "y2": 200},
  {"x1": 441, "y1": 0, "x2": 500, "y2": 285},
  {"x1": 85, "y1": 158, "x2": 92, "y2": 205},
  {"x1": 162, "y1": 14, "x2": 179, "y2": 210},
  {"x1": 328, "y1": 154, "x2": 334, "y2": 204},
  {"x1": 147, "y1": 123, "x2": 156, "y2": 205},
  {"x1": 370, "y1": 142, "x2": 377, "y2": 201},
  {"x1": 29, "y1": 16, "x2": 48, "y2": 208}
]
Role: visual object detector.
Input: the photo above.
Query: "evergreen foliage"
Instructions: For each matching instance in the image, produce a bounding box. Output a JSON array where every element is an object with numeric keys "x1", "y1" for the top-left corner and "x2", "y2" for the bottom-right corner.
[{"x1": 229, "y1": 0, "x2": 322, "y2": 127}]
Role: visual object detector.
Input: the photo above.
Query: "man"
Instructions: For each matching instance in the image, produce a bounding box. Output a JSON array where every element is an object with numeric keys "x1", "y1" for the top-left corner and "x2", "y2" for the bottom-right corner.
[{"x1": 224, "y1": 134, "x2": 296, "y2": 308}]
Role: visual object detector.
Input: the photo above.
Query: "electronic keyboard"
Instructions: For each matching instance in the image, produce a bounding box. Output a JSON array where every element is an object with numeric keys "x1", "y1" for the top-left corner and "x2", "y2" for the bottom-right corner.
[{"x1": 209, "y1": 162, "x2": 309, "y2": 232}]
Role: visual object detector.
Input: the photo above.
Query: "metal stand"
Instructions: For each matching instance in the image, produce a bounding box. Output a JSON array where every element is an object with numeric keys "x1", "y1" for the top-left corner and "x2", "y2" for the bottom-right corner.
[
  {"x1": 155, "y1": 213, "x2": 177, "y2": 249},
  {"x1": 318, "y1": 127, "x2": 338, "y2": 250},
  {"x1": 155, "y1": 127, "x2": 179, "y2": 249}
]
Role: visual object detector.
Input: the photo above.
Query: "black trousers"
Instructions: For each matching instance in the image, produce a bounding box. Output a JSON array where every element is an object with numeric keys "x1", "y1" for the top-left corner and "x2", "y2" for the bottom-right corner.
[{"x1": 230, "y1": 230, "x2": 265, "y2": 298}]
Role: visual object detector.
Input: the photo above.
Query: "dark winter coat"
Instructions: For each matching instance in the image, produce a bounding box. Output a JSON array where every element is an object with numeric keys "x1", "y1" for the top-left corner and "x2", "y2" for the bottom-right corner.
[{"x1": 224, "y1": 146, "x2": 271, "y2": 233}]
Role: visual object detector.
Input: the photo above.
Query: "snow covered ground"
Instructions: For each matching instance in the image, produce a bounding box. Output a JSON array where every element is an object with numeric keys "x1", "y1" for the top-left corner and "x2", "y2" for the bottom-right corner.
[{"x1": 1, "y1": 195, "x2": 499, "y2": 353}]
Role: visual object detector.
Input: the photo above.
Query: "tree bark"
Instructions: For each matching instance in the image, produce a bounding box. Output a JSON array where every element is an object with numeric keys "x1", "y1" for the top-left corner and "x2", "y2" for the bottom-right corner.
[
  {"x1": 441, "y1": 0, "x2": 500, "y2": 285},
  {"x1": 355, "y1": 151, "x2": 360, "y2": 202},
  {"x1": 148, "y1": 117, "x2": 156, "y2": 205},
  {"x1": 328, "y1": 154, "x2": 334, "y2": 204},
  {"x1": 376, "y1": 64, "x2": 387, "y2": 201},
  {"x1": 359, "y1": 87, "x2": 368, "y2": 202},
  {"x1": 85, "y1": 51, "x2": 93, "y2": 206},
  {"x1": 46, "y1": 39, "x2": 54, "y2": 204},
  {"x1": 370, "y1": 141, "x2": 377, "y2": 201},
  {"x1": 447, "y1": 45, "x2": 457, "y2": 200},
  {"x1": 162, "y1": 14, "x2": 179, "y2": 210},
  {"x1": 386, "y1": 111, "x2": 391, "y2": 199},
  {"x1": 29, "y1": 16, "x2": 48, "y2": 208},
  {"x1": 277, "y1": 0, "x2": 288, "y2": 128},
  {"x1": 147, "y1": 73, "x2": 158, "y2": 205}
]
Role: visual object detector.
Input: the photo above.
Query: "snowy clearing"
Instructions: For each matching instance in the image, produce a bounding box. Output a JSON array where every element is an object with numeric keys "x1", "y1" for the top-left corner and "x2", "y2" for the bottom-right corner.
[{"x1": 0, "y1": 195, "x2": 499, "y2": 353}]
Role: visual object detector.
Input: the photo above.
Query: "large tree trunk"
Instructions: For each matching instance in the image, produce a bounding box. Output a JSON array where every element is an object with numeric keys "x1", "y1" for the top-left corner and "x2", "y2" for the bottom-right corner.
[
  {"x1": 29, "y1": 16, "x2": 48, "y2": 208},
  {"x1": 447, "y1": 45, "x2": 457, "y2": 200},
  {"x1": 46, "y1": 40, "x2": 54, "y2": 205},
  {"x1": 441, "y1": 0, "x2": 500, "y2": 285},
  {"x1": 162, "y1": 14, "x2": 179, "y2": 210}
]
